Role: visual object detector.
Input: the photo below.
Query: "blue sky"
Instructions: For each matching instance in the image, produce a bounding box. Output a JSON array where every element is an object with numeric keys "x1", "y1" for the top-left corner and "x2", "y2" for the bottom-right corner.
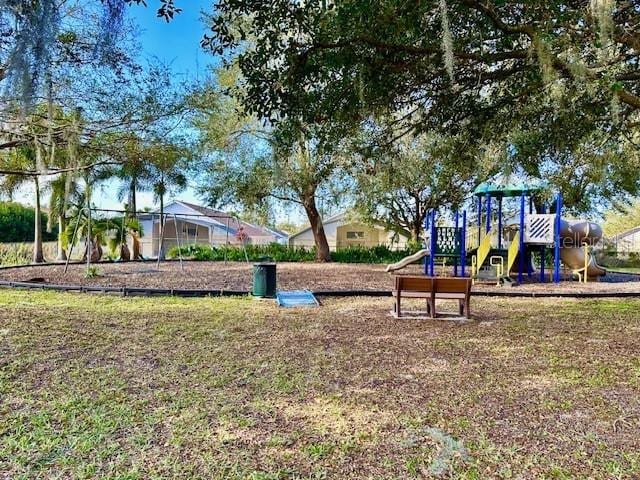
[
  {"x1": 127, "y1": 0, "x2": 213, "y2": 83},
  {"x1": 91, "y1": 0, "x2": 213, "y2": 210}
]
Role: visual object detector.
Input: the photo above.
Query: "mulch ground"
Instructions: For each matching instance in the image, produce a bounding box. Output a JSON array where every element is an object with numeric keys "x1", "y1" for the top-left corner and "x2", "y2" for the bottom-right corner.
[{"x1": 1, "y1": 261, "x2": 640, "y2": 294}]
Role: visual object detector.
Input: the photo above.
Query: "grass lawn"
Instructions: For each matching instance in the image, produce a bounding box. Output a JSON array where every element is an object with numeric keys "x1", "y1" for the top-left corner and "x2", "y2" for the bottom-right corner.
[{"x1": 1, "y1": 291, "x2": 640, "y2": 479}]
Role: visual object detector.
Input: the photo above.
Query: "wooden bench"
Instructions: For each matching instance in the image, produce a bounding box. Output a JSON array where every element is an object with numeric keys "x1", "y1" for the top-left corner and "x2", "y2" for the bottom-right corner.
[{"x1": 392, "y1": 275, "x2": 472, "y2": 319}]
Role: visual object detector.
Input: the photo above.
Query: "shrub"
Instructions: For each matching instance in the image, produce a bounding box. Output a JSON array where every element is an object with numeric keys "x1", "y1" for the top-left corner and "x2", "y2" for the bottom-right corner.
[
  {"x1": 0, "y1": 242, "x2": 59, "y2": 266},
  {"x1": 331, "y1": 244, "x2": 421, "y2": 263},
  {"x1": 85, "y1": 265, "x2": 102, "y2": 278},
  {"x1": 597, "y1": 251, "x2": 640, "y2": 269},
  {"x1": 167, "y1": 243, "x2": 420, "y2": 264},
  {"x1": 0, "y1": 243, "x2": 32, "y2": 266}
]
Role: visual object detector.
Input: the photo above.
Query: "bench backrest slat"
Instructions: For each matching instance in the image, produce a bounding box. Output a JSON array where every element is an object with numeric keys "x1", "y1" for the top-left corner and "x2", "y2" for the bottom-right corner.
[
  {"x1": 434, "y1": 277, "x2": 472, "y2": 294},
  {"x1": 394, "y1": 275, "x2": 434, "y2": 292}
]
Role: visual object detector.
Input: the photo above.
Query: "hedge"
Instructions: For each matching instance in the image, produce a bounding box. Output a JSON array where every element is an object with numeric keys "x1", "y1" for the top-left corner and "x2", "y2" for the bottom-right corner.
[
  {"x1": 0, "y1": 202, "x2": 56, "y2": 242},
  {"x1": 167, "y1": 243, "x2": 422, "y2": 264}
]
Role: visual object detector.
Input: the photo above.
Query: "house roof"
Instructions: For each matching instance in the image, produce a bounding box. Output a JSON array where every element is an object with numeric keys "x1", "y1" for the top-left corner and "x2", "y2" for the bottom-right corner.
[
  {"x1": 264, "y1": 226, "x2": 290, "y2": 239},
  {"x1": 611, "y1": 226, "x2": 640, "y2": 242},
  {"x1": 175, "y1": 201, "x2": 275, "y2": 238}
]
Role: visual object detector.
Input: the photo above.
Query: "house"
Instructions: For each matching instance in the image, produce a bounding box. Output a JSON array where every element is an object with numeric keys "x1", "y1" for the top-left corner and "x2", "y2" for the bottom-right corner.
[
  {"x1": 608, "y1": 226, "x2": 640, "y2": 253},
  {"x1": 138, "y1": 200, "x2": 282, "y2": 258},
  {"x1": 288, "y1": 212, "x2": 409, "y2": 250},
  {"x1": 263, "y1": 226, "x2": 290, "y2": 245}
]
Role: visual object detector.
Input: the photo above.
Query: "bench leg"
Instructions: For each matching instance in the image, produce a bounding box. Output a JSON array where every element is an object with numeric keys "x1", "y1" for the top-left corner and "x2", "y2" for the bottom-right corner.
[
  {"x1": 395, "y1": 294, "x2": 401, "y2": 318},
  {"x1": 465, "y1": 297, "x2": 471, "y2": 319},
  {"x1": 458, "y1": 300, "x2": 464, "y2": 316},
  {"x1": 429, "y1": 295, "x2": 436, "y2": 319}
]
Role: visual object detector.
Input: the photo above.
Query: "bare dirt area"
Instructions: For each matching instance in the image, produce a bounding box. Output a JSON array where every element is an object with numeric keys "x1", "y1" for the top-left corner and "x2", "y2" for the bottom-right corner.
[{"x1": 1, "y1": 261, "x2": 639, "y2": 294}]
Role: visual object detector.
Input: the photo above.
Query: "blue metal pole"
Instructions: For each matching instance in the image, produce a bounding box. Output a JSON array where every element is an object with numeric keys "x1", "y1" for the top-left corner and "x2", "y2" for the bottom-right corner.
[
  {"x1": 477, "y1": 195, "x2": 482, "y2": 242},
  {"x1": 430, "y1": 210, "x2": 436, "y2": 276},
  {"x1": 424, "y1": 209, "x2": 429, "y2": 275},
  {"x1": 527, "y1": 197, "x2": 533, "y2": 278},
  {"x1": 553, "y1": 194, "x2": 563, "y2": 283},
  {"x1": 540, "y1": 203, "x2": 546, "y2": 283},
  {"x1": 454, "y1": 211, "x2": 459, "y2": 277},
  {"x1": 518, "y1": 193, "x2": 525, "y2": 284},
  {"x1": 461, "y1": 210, "x2": 467, "y2": 277},
  {"x1": 497, "y1": 196, "x2": 503, "y2": 250},
  {"x1": 528, "y1": 196, "x2": 535, "y2": 279},
  {"x1": 485, "y1": 193, "x2": 491, "y2": 234}
]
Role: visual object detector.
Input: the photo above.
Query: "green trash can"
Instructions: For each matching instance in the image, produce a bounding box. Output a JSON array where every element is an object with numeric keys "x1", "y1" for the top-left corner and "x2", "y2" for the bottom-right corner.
[{"x1": 252, "y1": 262, "x2": 277, "y2": 298}]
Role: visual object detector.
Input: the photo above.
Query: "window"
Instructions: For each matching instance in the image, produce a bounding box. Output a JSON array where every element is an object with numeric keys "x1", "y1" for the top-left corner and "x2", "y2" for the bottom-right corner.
[
  {"x1": 346, "y1": 231, "x2": 365, "y2": 239},
  {"x1": 183, "y1": 226, "x2": 198, "y2": 237}
]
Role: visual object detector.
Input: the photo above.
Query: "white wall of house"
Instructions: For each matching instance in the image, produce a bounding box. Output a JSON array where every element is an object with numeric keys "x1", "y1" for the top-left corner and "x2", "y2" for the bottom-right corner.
[
  {"x1": 289, "y1": 219, "x2": 340, "y2": 249},
  {"x1": 613, "y1": 227, "x2": 640, "y2": 253},
  {"x1": 139, "y1": 218, "x2": 154, "y2": 258},
  {"x1": 137, "y1": 201, "x2": 280, "y2": 257}
]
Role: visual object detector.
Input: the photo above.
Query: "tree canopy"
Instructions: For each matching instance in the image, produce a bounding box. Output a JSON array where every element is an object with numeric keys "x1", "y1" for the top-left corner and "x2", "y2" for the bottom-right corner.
[
  {"x1": 352, "y1": 132, "x2": 485, "y2": 240},
  {"x1": 201, "y1": 0, "x2": 640, "y2": 214},
  {"x1": 205, "y1": 1, "x2": 640, "y2": 125}
]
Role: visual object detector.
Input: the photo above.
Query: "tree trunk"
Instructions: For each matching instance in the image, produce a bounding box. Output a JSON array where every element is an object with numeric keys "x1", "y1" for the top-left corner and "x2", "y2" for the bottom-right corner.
[
  {"x1": 158, "y1": 194, "x2": 165, "y2": 260},
  {"x1": 56, "y1": 214, "x2": 67, "y2": 261},
  {"x1": 128, "y1": 177, "x2": 137, "y2": 217},
  {"x1": 412, "y1": 197, "x2": 426, "y2": 244},
  {"x1": 90, "y1": 239, "x2": 103, "y2": 263},
  {"x1": 120, "y1": 243, "x2": 131, "y2": 261},
  {"x1": 82, "y1": 237, "x2": 103, "y2": 263},
  {"x1": 131, "y1": 232, "x2": 142, "y2": 260},
  {"x1": 33, "y1": 177, "x2": 44, "y2": 263},
  {"x1": 411, "y1": 221, "x2": 422, "y2": 243},
  {"x1": 303, "y1": 195, "x2": 331, "y2": 262}
]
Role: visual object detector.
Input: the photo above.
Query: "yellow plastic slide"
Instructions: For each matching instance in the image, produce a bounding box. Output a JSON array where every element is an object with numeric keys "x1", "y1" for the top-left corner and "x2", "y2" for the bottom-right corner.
[
  {"x1": 385, "y1": 249, "x2": 429, "y2": 272},
  {"x1": 559, "y1": 220, "x2": 606, "y2": 277}
]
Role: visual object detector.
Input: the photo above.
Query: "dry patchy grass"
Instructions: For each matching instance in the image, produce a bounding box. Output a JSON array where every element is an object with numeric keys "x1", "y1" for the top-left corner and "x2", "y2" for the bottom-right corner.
[{"x1": 1, "y1": 291, "x2": 639, "y2": 479}]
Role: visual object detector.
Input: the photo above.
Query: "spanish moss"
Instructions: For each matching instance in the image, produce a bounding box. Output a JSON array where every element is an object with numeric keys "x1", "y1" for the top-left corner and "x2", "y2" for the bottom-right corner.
[
  {"x1": 0, "y1": 0, "x2": 130, "y2": 112},
  {"x1": 438, "y1": 0, "x2": 454, "y2": 82},
  {"x1": 0, "y1": 0, "x2": 60, "y2": 112},
  {"x1": 96, "y1": 0, "x2": 128, "y2": 58},
  {"x1": 590, "y1": 0, "x2": 615, "y2": 52}
]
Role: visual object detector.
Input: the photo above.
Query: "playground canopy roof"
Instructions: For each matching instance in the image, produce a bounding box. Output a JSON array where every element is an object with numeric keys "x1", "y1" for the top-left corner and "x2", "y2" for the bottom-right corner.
[{"x1": 473, "y1": 182, "x2": 544, "y2": 198}]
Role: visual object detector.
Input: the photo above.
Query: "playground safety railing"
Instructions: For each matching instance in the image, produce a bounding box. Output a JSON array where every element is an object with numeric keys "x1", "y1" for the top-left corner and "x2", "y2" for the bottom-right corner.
[{"x1": 466, "y1": 229, "x2": 480, "y2": 251}]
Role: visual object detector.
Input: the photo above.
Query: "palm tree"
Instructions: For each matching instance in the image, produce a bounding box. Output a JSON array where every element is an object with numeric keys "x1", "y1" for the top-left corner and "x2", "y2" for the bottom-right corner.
[
  {"x1": 92, "y1": 133, "x2": 152, "y2": 260},
  {"x1": 98, "y1": 133, "x2": 150, "y2": 217},
  {"x1": 146, "y1": 140, "x2": 189, "y2": 260},
  {"x1": 47, "y1": 172, "x2": 80, "y2": 261},
  {"x1": 0, "y1": 104, "x2": 85, "y2": 263},
  {"x1": 62, "y1": 165, "x2": 109, "y2": 263},
  {"x1": 106, "y1": 216, "x2": 143, "y2": 261},
  {"x1": 63, "y1": 208, "x2": 110, "y2": 263}
]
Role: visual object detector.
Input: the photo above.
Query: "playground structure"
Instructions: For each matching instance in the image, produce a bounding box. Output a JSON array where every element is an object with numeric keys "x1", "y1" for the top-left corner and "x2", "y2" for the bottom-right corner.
[{"x1": 386, "y1": 183, "x2": 607, "y2": 285}]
